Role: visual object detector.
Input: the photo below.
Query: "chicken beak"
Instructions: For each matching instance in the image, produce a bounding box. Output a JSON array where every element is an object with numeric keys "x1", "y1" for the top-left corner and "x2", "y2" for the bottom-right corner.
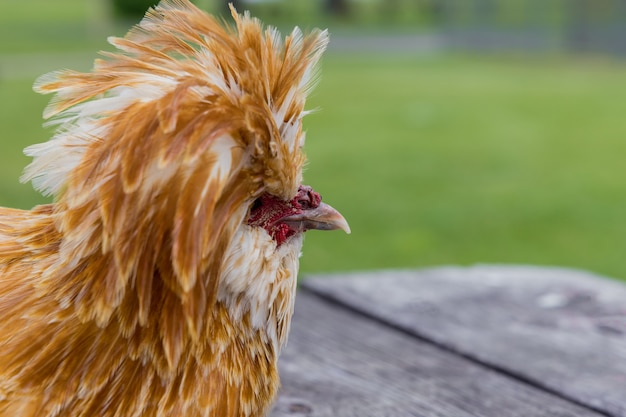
[{"x1": 282, "y1": 202, "x2": 351, "y2": 234}]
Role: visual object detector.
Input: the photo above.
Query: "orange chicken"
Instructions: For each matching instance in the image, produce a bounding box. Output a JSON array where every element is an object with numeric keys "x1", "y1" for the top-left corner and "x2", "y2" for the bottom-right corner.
[{"x1": 0, "y1": 1, "x2": 349, "y2": 415}]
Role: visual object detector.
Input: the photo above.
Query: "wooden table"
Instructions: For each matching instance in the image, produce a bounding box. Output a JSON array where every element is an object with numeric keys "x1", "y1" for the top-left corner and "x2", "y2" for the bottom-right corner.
[{"x1": 271, "y1": 265, "x2": 626, "y2": 417}]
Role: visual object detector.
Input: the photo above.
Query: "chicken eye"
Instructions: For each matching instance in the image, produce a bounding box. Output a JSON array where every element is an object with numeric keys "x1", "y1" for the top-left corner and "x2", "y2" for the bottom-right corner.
[{"x1": 250, "y1": 197, "x2": 263, "y2": 213}]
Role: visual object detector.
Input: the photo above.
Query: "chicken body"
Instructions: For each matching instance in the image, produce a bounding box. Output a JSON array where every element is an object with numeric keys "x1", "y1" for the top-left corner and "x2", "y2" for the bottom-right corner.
[
  {"x1": 0, "y1": 204, "x2": 297, "y2": 416},
  {"x1": 0, "y1": 1, "x2": 347, "y2": 416}
]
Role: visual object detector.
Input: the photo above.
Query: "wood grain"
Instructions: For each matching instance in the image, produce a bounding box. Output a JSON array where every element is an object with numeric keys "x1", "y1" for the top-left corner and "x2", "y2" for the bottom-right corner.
[
  {"x1": 302, "y1": 265, "x2": 626, "y2": 417},
  {"x1": 271, "y1": 291, "x2": 606, "y2": 417}
]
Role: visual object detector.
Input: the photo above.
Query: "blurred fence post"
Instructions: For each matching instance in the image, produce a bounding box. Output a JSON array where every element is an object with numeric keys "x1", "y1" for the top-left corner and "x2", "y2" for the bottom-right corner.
[
  {"x1": 567, "y1": 0, "x2": 591, "y2": 52},
  {"x1": 564, "y1": 0, "x2": 626, "y2": 56},
  {"x1": 475, "y1": 0, "x2": 496, "y2": 26},
  {"x1": 324, "y1": 0, "x2": 350, "y2": 17}
]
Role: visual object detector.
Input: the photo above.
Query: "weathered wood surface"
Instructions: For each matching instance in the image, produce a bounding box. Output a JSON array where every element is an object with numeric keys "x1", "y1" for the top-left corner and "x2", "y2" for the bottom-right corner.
[
  {"x1": 302, "y1": 265, "x2": 626, "y2": 417},
  {"x1": 271, "y1": 291, "x2": 606, "y2": 417}
]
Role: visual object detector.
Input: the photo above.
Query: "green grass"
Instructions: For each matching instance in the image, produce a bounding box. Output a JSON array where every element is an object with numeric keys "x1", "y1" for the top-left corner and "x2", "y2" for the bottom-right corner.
[
  {"x1": 3, "y1": 1, "x2": 626, "y2": 280},
  {"x1": 0, "y1": 80, "x2": 51, "y2": 208},
  {"x1": 1, "y1": 0, "x2": 105, "y2": 53},
  {"x1": 298, "y1": 54, "x2": 626, "y2": 279}
]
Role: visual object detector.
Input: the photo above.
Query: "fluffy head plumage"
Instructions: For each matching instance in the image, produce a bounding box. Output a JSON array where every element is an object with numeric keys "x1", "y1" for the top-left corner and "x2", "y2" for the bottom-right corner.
[
  {"x1": 27, "y1": 0, "x2": 327, "y2": 200},
  {"x1": 21, "y1": 0, "x2": 328, "y2": 324}
]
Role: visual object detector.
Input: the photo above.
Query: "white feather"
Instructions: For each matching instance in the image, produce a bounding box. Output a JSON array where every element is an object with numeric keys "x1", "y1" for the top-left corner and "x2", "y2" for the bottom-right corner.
[{"x1": 218, "y1": 225, "x2": 302, "y2": 352}]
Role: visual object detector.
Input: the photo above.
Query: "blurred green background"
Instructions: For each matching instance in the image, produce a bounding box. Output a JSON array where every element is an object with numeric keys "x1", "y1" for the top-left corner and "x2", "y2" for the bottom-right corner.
[{"x1": 2, "y1": 0, "x2": 626, "y2": 280}]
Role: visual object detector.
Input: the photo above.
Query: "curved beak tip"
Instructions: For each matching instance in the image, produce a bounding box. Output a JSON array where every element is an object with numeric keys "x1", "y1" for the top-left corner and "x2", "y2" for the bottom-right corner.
[
  {"x1": 336, "y1": 216, "x2": 351, "y2": 235},
  {"x1": 282, "y1": 202, "x2": 351, "y2": 235}
]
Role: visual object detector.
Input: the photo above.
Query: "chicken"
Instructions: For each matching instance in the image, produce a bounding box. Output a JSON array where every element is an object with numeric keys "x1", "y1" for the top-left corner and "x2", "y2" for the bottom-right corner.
[{"x1": 0, "y1": 1, "x2": 349, "y2": 416}]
